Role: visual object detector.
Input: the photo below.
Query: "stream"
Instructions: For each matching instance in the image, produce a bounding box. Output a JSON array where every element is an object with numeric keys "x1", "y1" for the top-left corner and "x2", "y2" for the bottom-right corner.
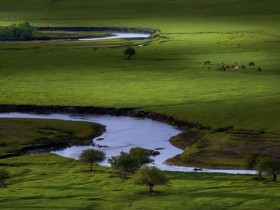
[
  {"x1": 78, "y1": 32, "x2": 151, "y2": 41},
  {"x1": 0, "y1": 112, "x2": 256, "y2": 174}
]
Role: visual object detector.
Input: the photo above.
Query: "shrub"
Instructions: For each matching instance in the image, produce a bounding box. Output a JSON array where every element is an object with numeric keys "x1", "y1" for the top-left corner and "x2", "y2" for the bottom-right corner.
[{"x1": 0, "y1": 169, "x2": 10, "y2": 188}]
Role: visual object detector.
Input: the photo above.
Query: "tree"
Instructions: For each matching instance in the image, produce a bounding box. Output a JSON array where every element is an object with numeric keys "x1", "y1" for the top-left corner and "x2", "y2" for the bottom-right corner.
[
  {"x1": 0, "y1": 169, "x2": 10, "y2": 188},
  {"x1": 79, "y1": 149, "x2": 106, "y2": 172},
  {"x1": 243, "y1": 153, "x2": 266, "y2": 179},
  {"x1": 133, "y1": 166, "x2": 168, "y2": 193},
  {"x1": 257, "y1": 157, "x2": 280, "y2": 182},
  {"x1": 108, "y1": 147, "x2": 154, "y2": 179},
  {"x1": 0, "y1": 22, "x2": 36, "y2": 40},
  {"x1": 129, "y1": 147, "x2": 153, "y2": 165},
  {"x1": 124, "y1": 47, "x2": 136, "y2": 60},
  {"x1": 10, "y1": 22, "x2": 35, "y2": 39},
  {"x1": 108, "y1": 152, "x2": 141, "y2": 178}
]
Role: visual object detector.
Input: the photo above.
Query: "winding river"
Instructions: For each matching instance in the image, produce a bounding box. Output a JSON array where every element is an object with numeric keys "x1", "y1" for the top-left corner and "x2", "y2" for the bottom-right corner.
[
  {"x1": 0, "y1": 112, "x2": 256, "y2": 174},
  {"x1": 78, "y1": 32, "x2": 151, "y2": 41},
  {"x1": 0, "y1": 32, "x2": 256, "y2": 174}
]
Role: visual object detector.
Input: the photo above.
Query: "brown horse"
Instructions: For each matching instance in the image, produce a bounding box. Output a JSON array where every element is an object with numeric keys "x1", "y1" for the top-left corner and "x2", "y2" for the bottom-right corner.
[
  {"x1": 249, "y1": 62, "x2": 255, "y2": 66},
  {"x1": 256, "y1": 67, "x2": 262, "y2": 72},
  {"x1": 241, "y1": 65, "x2": 246, "y2": 69},
  {"x1": 218, "y1": 65, "x2": 226, "y2": 71}
]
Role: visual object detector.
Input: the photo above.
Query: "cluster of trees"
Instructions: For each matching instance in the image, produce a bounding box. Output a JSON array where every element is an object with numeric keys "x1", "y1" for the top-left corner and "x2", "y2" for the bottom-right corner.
[
  {"x1": 244, "y1": 153, "x2": 280, "y2": 181},
  {"x1": 108, "y1": 147, "x2": 153, "y2": 178},
  {"x1": 0, "y1": 22, "x2": 36, "y2": 40},
  {"x1": 79, "y1": 147, "x2": 168, "y2": 193}
]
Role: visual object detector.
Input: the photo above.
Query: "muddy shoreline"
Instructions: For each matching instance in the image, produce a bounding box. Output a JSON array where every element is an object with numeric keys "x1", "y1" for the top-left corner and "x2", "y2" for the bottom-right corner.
[{"x1": 0, "y1": 104, "x2": 202, "y2": 130}]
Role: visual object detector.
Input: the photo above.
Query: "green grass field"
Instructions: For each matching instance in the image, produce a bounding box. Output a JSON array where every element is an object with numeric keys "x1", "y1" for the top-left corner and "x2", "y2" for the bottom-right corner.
[
  {"x1": 0, "y1": 0, "x2": 279, "y2": 133},
  {"x1": 0, "y1": 154, "x2": 279, "y2": 210},
  {"x1": 0, "y1": 1, "x2": 279, "y2": 209}
]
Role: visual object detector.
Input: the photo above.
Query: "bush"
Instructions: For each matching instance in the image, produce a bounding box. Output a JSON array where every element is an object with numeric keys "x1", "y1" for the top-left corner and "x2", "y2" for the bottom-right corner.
[
  {"x1": 257, "y1": 157, "x2": 280, "y2": 182},
  {"x1": 0, "y1": 22, "x2": 36, "y2": 40},
  {"x1": 0, "y1": 169, "x2": 10, "y2": 188},
  {"x1": 108, "y1": 152, "x2": 141, "y2": 178},
  {"x1": 108, "y1": 147, "x2": 154, "y2": 178}
]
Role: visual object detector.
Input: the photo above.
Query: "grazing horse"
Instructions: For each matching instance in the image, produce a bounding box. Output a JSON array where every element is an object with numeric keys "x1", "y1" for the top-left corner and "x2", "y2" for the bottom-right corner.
[
  {"x1": 204, "y1": 61, "x2": 211, "y2": 65},
  {"x1": 256, "y1": 67, "x2": 262, "y2": 72},
  {"x1": 249, "y1": 62, "x2": 255, "y2": 66},
  {"x1": 218, "y1": 65, "x2": 226, "y2": 71},
  {"x1": 234, "y1": 66, "x2": 240, "y2": 71},
  {"x1": 225, "y1": 65, "x2": 230, "y2": 70},
  {"x1": 241, "y1": 65, "x2": 246, "y2": 69}
]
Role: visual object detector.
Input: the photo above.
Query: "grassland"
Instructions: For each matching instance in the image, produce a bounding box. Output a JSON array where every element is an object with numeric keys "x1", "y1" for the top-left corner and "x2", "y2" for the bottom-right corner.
[
  {"x1": 0, "y1": 0, "x2": 279, "y2": 133},
  {"x1": 0, "y1": 154, "x2": 279, "y2": 210},
  {"x1": 167, "y1": 128, "x2": 280, "y2": 168},
  {"x1": 0, "y1": 118, "x2": 104, "y2": 158},
  {"x1": 0, "y1": 0, "x2": 279, "y2": 167},
  {"x1": 0, "y1": 1, "x2": 279, "y2": 208}
]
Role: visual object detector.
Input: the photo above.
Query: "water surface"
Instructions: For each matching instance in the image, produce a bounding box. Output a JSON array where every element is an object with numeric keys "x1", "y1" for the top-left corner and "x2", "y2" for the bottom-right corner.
[{"x1": 0, "y1": 112, "x2": 256, "y2": 174}]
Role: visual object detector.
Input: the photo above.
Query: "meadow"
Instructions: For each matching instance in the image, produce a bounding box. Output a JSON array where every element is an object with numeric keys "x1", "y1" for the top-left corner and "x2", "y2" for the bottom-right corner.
[
  {"x1": 0, "y1": 0, "x2": 279, "y2": 132},
  {"x1": 0, "y1": 1, "x2": 280, "y2": 209},
  {"x1": 0, "y1": 154, "x2": 280, "y2": 210}
]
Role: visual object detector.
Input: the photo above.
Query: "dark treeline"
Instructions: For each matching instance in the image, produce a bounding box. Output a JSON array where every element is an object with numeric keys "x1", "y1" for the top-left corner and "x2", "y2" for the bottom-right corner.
[
  {"x1": 37, "y1": 26, "x2": 159, "y2": 34},
  {"x1": 0, "y1": 22, "x2": 36, "y2": 40}
]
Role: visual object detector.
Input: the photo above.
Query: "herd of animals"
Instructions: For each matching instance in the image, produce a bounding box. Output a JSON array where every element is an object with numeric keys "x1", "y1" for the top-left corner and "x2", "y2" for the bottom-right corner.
[{"x1": 203, "y1": 61, "x2": 262, "y2": 72}]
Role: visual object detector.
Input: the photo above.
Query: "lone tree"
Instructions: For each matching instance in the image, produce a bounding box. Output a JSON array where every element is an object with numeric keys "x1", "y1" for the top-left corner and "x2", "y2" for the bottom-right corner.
[
  {"x1": 124, "y1": 47, "x2": 136, "y2": 60},
  {"x1": 257, "y1": 157, "x2": 280, "y2": 182},
  {"x1": 133, "y1": 166, "x2": 168, "y2": 193},
  {"x1": 108, "y1": 152, "x2": 141, "y2": 178},
  {"x1": 0, "y1": 169, "x2": 10, "y2": 188},
  {"x1": 243, "y1": 153, "x2": 266, "y2": 179},
  {"x1": 79, "y1": 149, "x2": 106, "y2": 172}
]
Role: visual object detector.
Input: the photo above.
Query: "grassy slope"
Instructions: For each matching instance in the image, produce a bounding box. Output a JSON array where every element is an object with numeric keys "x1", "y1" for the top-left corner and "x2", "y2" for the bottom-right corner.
[
  {"x1": 168, "y1": 129, "x2": 280, "y2": 168},
  {"x1": 0, "y1": 154, "x2": 279, "y2": 210},
  {"x1": 0, "y1": 118, "x2": 104, "y2": 157},
  {"x1": 0, "y1": 0, "x2": 279, "y2": 133}
]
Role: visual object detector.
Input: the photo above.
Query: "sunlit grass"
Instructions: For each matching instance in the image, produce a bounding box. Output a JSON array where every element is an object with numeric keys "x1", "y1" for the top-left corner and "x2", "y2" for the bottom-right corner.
[{"x1": 0, "y1": 154, "x2": 279, "y2": 210}]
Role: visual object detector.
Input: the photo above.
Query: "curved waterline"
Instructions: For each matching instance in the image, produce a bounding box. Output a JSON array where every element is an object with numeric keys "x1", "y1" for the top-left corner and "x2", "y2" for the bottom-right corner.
[
  {"x1": 0, "y1": 112, "x2": 256, "y2": 174},
  {"x1": 78, "y1": 32, "x2": 150, "y2": 41}
]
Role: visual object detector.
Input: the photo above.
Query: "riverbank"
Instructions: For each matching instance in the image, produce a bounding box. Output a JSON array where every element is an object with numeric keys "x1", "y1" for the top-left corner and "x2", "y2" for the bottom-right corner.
[
  {"x1": 0, "y1": 26, "x2": 157, "y2": 41},
  {"x1": 0, "y1": 118, "x2": 105, "y2": 159},
  {"x1": 0, "y1": 104, "x2": 201, "y2": 130},
  {"x1": 1, "y1": 105, "x2": 278, "y2": 171},
  {"x1": 166, "y1": 128, "x2": 280, "y2": 169}
]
